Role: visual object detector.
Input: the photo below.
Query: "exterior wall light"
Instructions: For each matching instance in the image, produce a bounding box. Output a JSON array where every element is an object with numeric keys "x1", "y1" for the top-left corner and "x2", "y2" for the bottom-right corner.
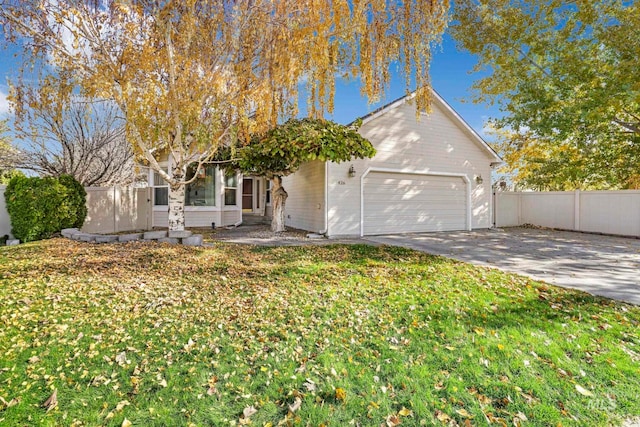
[
  {"x1": 475, "y1": 175, "x2": 484, "y2": 185},
  {"x1": 348, "y1": 165, "x2": 356, "y2": 178}
]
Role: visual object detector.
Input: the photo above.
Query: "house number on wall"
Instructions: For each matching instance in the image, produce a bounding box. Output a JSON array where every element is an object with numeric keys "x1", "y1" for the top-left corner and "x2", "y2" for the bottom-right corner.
[{"x1": 337, "y1": 180, "x2": 346, "y2": 185}]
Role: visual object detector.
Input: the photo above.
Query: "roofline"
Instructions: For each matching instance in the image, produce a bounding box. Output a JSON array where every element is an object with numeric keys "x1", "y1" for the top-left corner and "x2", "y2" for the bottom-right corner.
[{"x1": 355, "y1": 88, "x2": 503, "y2": 164}]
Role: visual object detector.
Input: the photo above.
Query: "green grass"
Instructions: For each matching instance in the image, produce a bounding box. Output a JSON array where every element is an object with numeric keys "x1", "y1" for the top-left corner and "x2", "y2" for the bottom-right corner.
[{"x1": 0, "y1": 239, "x2": 639, "y2": 426}]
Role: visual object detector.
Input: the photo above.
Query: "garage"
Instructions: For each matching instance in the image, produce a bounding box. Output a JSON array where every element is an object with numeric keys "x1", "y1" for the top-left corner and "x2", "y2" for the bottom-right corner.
[{"x1": 362, "y1": 171, "x2": 469, "y2": 235}]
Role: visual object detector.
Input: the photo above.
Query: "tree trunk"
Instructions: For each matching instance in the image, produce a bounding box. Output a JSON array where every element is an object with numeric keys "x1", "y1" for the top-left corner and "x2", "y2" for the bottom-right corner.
[
  {"x1": 168, "y1": 181, "x2": 186, "y2": 232},
  {"x1": 271, "y1": 176, "x2": 288, "y2": 232}
]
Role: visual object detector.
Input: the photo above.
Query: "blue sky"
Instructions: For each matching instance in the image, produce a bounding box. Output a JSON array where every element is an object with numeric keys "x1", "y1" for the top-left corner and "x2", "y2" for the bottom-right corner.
[{"x1": 0, "y1": 32, "x2": 501, "y2": 137}]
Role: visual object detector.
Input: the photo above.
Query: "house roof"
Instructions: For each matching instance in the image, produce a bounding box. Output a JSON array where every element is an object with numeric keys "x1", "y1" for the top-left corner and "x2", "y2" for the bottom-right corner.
[{"x1": 355, "y1": 89, "x2": 503, "y2": 165}]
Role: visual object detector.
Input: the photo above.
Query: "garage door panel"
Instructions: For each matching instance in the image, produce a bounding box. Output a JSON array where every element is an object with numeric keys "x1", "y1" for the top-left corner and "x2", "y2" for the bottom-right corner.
[{"x1": 363, "y1": 172, "x2": 466, "y2": 235}]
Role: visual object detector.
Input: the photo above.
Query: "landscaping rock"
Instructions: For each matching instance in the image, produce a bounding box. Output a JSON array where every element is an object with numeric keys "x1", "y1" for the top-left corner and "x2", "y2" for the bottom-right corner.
[
  {"x1": 306, "y1": 233, "x2": 324, "y2": 239},
  {"x1": 78, "y1": 233, "x2": 97, "y2": 242},
  {"x1": 95, "y1": 235, "x2": 118, "y2": 244},
  {"x1": 61, "y1": 228, "x2": 80, "y2": 238},
  {"x1": 6, "y1": 239, "x2": 20, "y2": 246},
  {"x1": 182, "y1": 234, "x2": 203, "y2": 246},
  {"x1": 118, "y1": 233, "x2": 143, "y2": 243},
  {"x1": 158, "y1": 237, "x2": 180, "y2": 244},
  {"x1": 168, "y1": 230, "x2": 192, "y2": 238},
  {"x1": 144, "y1": 231, "x2": 167, "y2": 240}
]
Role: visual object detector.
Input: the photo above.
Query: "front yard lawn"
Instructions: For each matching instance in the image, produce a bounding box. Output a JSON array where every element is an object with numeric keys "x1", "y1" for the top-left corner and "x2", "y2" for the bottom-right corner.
[{"x1": 1, "y1": 239, "x2": 639, "y2": 426}]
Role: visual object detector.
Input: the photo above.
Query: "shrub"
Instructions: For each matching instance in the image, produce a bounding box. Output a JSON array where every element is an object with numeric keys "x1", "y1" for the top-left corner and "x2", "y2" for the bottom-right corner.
[
  {"x1": 58, "y1": 174, "x2": 87, "y2": 229},
  {"x1": 4, "y1": 175, "x2": 87, "y2": 242}
]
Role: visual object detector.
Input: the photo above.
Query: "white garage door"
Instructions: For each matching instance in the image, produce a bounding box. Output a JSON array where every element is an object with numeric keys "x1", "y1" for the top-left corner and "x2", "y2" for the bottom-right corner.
[{"x1": 363, "y1": 172, "x2": 467, "y2": 235}]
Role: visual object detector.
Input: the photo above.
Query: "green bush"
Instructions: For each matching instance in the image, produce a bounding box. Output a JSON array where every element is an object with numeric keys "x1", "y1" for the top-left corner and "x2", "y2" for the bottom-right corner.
[
  {"x1": 4, "y1": 175, "x2": 87, "y2": 242},
  {"x1": 58, "y1": 174, "x2": 87, "y2": 229}
]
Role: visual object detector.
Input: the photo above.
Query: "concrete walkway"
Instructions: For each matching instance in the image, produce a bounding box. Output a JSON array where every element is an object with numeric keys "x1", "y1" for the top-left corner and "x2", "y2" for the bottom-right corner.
[{"x1": 364, "y1": 227, "x2": 640, "y2": 306}]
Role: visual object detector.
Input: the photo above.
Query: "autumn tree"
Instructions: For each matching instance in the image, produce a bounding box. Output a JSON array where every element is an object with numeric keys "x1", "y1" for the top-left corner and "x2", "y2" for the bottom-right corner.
[
  {"x1": 10, "y1": 77, "x2": 135, "y2": 186},
  {"x1": 0, "y1": 0, "x2": 449, "y2": 231},
  {"x1": 452, "y1": 0, "x2": 640, "y2": 189},
  {"x1": 0, "y1": 119, "x2": 22, "y2": 183},
  {"x1": 219, "y1": 118, "x2": 375, "y2": 232}
]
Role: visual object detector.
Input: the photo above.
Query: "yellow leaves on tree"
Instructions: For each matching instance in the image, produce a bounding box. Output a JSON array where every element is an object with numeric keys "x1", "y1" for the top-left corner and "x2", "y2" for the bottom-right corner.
[{"x1": 0, "y1": 0, "x2": 450, "y2": 231}]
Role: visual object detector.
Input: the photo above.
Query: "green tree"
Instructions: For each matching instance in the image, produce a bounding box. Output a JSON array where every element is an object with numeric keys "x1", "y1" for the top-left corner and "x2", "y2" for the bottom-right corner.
[
  {"x1": 220, "y1": 118, "x2": 375, "y2": 232},
  {"x1": 452, "y1": 0, "x2": 640, "y2": 189},
  {"x1": 1, "y1": 0, "x2": 449, "y2": 231}
]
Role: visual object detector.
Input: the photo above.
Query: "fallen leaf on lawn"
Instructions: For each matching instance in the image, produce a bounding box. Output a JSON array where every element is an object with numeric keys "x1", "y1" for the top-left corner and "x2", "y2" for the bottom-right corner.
[
  {"x1": 288, "y1": 397, "x2": 302, "y2": 413},
  {"x1": 115, "y1": 351, "x2": 127, "y2": 364},
  {"x1": 115, "y1": 400, "x2": 130, "y2": 412},
  {"x1": 434, "y1": 381, "x2": 444, "y2": 390},
  {"x1": 398, "y1": 407, "x2": 412, "y2": 417},
  {"x1": 121, "y1": 419, "x2": 132, "y2": 427},
  {"x1": 335, "y1": 387, "x2": 347, "y2": 402},
  {"x1": 243, "y1": 405, "x2": 257, "y2": 418},
  {"x1": 42, "y1": 389, "x2": 58, "y2": 412},
  {"x1": 385, "y1": 414, "x2": 401, "y2": 426},
  {"x1": 477, "y1": 394, "x2": 492, "y2": 405},
  {"x1": 515, "y1": 412, "x2": 528, "y2": 421},
  {"x1": 435, "y1": 410, "x2": 451, "y2": 423},
  {"x1": 575, "y1": 384, "x2": 593, "y2": 397},
  {"x1": 456, "y1": 408, "x2": 473, "y2": 418},
  {"x1": 159, "y1": 378, "x2": 168, "y2": 388},
  {"x1": 0, "y1": 396, "x2": 20, "y2": 409},
  {"x1": 28, "y1": 356, "x2": 40, "y2": 364},
  {"x1": 303, "y1": 379, "x2": 316, "y2": 392}
]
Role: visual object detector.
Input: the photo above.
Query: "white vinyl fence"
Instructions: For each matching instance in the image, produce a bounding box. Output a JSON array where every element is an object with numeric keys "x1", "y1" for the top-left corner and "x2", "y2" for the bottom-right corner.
[
  {"x1": 0, "y1": 185, "x2": 11, "y2": 238},
  {"x1": 494, "y1": 190, "x2": 640, "y2": 238},
  {"x1": 83, "y1": 186, "x2": 151, "y2": 234},
  {"x1": 0, "y1": 185, "x2": 151, "y2": 239}
]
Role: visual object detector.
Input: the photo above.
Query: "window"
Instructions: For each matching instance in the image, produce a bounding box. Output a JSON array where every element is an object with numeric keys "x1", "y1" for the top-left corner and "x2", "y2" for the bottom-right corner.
[
  {"x1": 153, "y1": 171, "x2": 168, "y2": 206},
  {"x1": 185, "y1": 164, "x2": 216, "y2": 206},
  {"x1": 224, "y1": 172, "x2": 237, "y2": 205},
  {"x1": 265, "y1": 179, "x2": 271, "y2": 205}
]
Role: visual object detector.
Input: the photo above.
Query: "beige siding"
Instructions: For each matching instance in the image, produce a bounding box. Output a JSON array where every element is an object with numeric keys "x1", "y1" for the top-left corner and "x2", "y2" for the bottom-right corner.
[
  {"x1": 282, "y1": 161, "x2": 325, "y2": 232},
  {"x1": 328, "y1": 101, "x2": 493, "y2": 237},
  {"x1": 222, "y1": 209, "x2": 241, "y2": 226},
  {"x1": 153, "y1": 207, "x2": 241, "y2": 228},
  {"x1": 363, "y1": 173, "x2": 466, "y2": 235}
]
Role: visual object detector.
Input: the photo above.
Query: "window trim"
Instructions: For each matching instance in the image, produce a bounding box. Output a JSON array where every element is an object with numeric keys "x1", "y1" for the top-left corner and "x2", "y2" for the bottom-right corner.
[
  {"x1": 152, "y1": 167, "x2": 169, "y2": 206},
  {"x1": 224, "y1": 172, "x2": 238, "y2": 206},
  {"x1": 185, "y1": 163, "x2": 216, "y2": 207}
]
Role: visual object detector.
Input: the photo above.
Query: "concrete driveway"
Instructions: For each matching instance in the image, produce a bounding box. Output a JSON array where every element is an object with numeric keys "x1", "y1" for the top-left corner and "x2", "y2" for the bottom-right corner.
[{"x1": 364, "y1": 227, "x2": 640, "y2": 306}]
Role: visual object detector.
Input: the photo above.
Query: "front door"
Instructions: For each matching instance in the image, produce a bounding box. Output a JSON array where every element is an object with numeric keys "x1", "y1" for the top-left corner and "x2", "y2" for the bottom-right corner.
[{"x1": 242, "y1": 178, "x2": 253, "y2": 212}]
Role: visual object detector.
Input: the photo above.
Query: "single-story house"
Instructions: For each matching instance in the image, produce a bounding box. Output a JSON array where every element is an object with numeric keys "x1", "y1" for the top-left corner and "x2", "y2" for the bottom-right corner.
[{"x1": 149, "y1": 89, "x2": 502, "y2": 237}]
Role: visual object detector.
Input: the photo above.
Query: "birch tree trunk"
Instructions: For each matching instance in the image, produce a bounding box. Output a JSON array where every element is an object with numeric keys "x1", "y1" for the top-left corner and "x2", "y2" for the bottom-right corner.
[
  {"x1": 271, "y1": 175, "x2": 288, "y2": 232},
  {"x1": 167, "y1": 165, "x2": 186, "y2": 231},
  {"x1": 168, "y1": 182, "x2": 186, "y2": 231}
]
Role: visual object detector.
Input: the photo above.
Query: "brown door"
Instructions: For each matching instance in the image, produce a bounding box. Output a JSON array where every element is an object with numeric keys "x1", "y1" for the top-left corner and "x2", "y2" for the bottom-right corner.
[{"x1": 242, "y1": 179, "x2": 253, "y2": 211}]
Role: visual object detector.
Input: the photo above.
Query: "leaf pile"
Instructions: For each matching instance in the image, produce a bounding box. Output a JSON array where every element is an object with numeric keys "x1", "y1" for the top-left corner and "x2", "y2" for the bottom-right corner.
[{"x1": 1, "y1": 239, "x2": 639, "y2": 426}]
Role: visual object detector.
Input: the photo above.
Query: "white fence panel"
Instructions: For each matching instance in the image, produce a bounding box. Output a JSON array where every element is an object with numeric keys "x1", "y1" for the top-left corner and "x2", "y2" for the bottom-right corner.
[
  {"x1": 495, "y1": 190, "x2": 640, "y2": 238},
  {"x1": 83, "y1": 186, "x2": 151, "y2": 234},
  {"x1": 493, "y1": 191, "x2": 520, "y2": 227},
  {"x1": 0, "y1": 185, "x2": 11, "y2": 238},
  {"x1": 520, "y1": 192, "x2": 575, "y2": 230},
  {"x1": 580, "y1": 191, "x2": 640, "y2": 237}
]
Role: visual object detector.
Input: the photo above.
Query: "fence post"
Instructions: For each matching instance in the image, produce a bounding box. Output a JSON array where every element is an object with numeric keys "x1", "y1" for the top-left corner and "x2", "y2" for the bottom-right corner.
[
  {"x1": 574, "y1": 189, "x2": 580, "y2": 231},
  {"x1": 114, "y1": 186, "x2": 120, "y2": 233},
  {"x1": 493, "y1": 191, "x2": 499, "y2": 227}
]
